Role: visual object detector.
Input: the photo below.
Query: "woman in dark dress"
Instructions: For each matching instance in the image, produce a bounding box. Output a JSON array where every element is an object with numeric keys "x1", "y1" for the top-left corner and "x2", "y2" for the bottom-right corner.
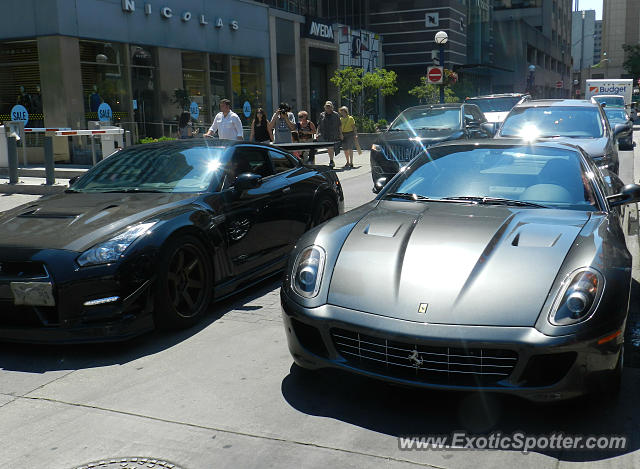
[{"x1": 250, "y1": 108, "x2": 272, "y2": 143}]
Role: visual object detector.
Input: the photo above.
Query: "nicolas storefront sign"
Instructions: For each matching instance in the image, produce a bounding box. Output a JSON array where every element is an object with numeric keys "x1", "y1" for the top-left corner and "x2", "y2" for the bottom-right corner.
[
  {"x1": 302, "y1": 17, "x2": 335, "y2": 43},
  {"x1": 121, "y1": 0, "x2": 239, "y2": 30}
]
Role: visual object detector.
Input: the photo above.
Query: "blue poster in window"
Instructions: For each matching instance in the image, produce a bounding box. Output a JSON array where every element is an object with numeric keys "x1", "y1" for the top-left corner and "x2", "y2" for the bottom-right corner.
[
  {"x1": 190, "y1": 101, "x2": 200, "y2": 120},
  {"x1": 10, "y1": 105, "x2": 29, "y2": 125},
  {"x1": 98, "y1": 102, "x2": 112, "y2": 122},
  {"x1": 243, "y1": 101, "x2": 251, "y2": 118}
]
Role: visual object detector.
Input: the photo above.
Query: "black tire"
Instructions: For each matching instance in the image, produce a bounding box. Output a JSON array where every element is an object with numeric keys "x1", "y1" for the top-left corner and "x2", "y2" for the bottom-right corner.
[
  {"x1": 153, "y1": 234, "x2": 213, "y2": 330},
  {"x1": 310, "y1": 196, "x2": 338, "y2": 228}
]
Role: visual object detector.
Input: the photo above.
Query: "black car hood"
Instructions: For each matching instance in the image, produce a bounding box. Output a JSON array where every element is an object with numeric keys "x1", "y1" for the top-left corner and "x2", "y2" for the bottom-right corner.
[
  {"x1": 0, "y1": 192, "x2": 199, "y2": 252},
  {"x1": 543, "y1": 137, "x2": 608, "y2": 157}
]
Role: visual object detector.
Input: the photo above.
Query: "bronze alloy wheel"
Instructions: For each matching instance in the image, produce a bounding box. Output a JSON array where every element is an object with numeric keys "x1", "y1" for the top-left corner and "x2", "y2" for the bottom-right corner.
[{"x1": 154, "y1": 235, "x2": 213, "y2": 329}]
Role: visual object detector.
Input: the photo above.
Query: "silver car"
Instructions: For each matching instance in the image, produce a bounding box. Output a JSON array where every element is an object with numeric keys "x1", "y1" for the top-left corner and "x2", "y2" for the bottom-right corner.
[{"x1": 281, "y1": 140, "x2": 639, "y2": 402}]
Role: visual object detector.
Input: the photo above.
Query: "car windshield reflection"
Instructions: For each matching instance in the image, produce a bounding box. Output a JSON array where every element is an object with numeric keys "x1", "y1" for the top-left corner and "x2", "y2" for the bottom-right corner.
[
  {"x1": 499, "y1": 107, "x2": 604, "y2": 138},
  {"x1": 465, "y1": 97, "x2": 521, "y2": 113},
  {"x1": 383, "y1": 145, "x2": 599, "y2": 211},
  {"x1": 389, "y1": 108, "x2": 462, "y2": 131},
  {"x1": 70, "y1": 145, "x2": 227, "y2": 193}
]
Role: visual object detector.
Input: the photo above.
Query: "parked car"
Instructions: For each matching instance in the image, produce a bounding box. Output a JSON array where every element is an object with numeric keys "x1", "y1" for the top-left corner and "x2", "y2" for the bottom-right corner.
[
  {"x1": 496, "y1": 99, "x2": 623, "y2": 174},
  {"x1": 0, "y1": 140, "x2": 343, "y2": 343},
  {"x1": 591, "y1": 94, "x2": 626, "y2": 109},
  {"x1": 282, "y1": 140, "x2": 637, "y2": 402},
  {"x1": 370, "y1": 103, "x2": 493, "y2": 184},
  {"x1": 464, "y1": 93, "x2": 530, "y2": 123},
  {"x1": 604, "y1": 107, "x2": 634, "y2": 150}
]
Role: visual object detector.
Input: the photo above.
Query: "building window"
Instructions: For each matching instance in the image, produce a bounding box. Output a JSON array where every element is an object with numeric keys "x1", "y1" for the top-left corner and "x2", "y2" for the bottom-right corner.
[
  {"x1": 182, "y1": 51, "x2": 208, "y2": 124},
  {"x1": 210, "y1": 54, "x2": 229, "y2": 118},
  {"x1": 130, "y1": 45, "x2": 159, "y2": 138},
  {"x1": 0, "y1": 40, "x2": 42, "y2": 126},
  {"x1": 80, "y1": 40, "x2": 130, "y2": 124},
  {"x1": 231, "y1": 57, "x2": 266, "y2": 126}
]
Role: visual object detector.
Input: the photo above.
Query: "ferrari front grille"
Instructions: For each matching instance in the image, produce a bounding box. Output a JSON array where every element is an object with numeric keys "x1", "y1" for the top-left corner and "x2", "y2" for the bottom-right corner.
[
  {"x1": 386, "y1": 144, "x2": 423, "y2": 162},
  {"x1": 331, "y1": 328, "x2": 518, "y2": 386},
  {"x1": 0, "y1": 261, "x2": 49, "y2": 280}
]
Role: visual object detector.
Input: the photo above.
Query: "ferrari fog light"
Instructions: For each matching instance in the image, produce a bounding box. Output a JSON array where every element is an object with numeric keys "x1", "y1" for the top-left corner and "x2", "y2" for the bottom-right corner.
[
  {"x1": 292, "y1": 246, "x2": 326, "y2": 298},
  {"x1": 83, "y1": 296, "x2": 120, "y2": 306},
  {"x1": 77, "y1": 222, "x2": 156, "y2": 267},
  {"x1": 549, "y1": 268, "x2": 603, "y2": 326}
]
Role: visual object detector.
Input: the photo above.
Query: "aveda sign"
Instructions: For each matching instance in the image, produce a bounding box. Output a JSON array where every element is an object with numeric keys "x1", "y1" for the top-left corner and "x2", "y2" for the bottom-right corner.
[{"x1": 303, "y1": 17, "x2": 335, "y2": 43}]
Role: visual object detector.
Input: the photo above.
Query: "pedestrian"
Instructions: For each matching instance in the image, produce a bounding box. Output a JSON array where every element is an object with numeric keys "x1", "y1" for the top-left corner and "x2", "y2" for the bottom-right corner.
[
  {"x1": 339, "y1": 106, "x2": 357, "y2": 169},
  {"x1": 316, "y1": 101, "x2": 342, "y2": 168},
  {"x1": 297, "y1": 110, "x2": 317, "y2": 163},
  {"x1": 177, "y1": 111, "x2": 193, "y2": 139},
  {"x1": 270, "y1": 102, "x2": 297, "y2": 143},
  {"x1": 205, "y1": 98, "x2": 244, "y2": 140},
  {"x1": 250, "y1": 108, "x2": 272, "y2": 143}
]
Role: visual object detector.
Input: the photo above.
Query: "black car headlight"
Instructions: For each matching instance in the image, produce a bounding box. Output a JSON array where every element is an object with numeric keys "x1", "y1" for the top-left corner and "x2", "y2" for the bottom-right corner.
[
  {"x1": 77, "y1": 222, "x2": 157, "y2": 267},
  {"x1": 549, "y1": 268, "x2": 604, "y2": 326},
  {"x1": 291, "y1": 246, "x2": 326, "y2": 298}
]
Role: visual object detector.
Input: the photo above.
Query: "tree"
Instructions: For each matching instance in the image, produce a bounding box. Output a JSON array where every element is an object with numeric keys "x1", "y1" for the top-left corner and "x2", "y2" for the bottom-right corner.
[
  {"x1": 330, "y1": 67, "x2": 398, "y2": 117},
  {"x1": 408, "y1": 77, "x2": 457, "y2": 104},
  {"x1": 622, "y1": 44, "x2": 640, "y2": 79}
]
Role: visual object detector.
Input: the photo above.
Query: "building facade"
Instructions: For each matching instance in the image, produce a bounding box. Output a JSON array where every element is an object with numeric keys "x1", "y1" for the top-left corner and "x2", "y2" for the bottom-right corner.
[
  {"x1": 571, "y1": 10, "x2": 596, "y2": 71},
  {"x1": 602, "y1": 0, "x2": 640, "y2": 79},
  {"x1": 593, "y1": 19, "x2": 602, "y2": 66}
]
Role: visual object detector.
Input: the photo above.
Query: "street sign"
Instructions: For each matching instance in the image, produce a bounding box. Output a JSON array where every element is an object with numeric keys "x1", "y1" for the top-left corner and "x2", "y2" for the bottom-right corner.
[
  {"x1": 427, "y1": 66, "x2": 444, "y2": 84},
  {"x1": 243, "y1": 101, "x2": 252, "y2": 118},
  {"x1": 425, "y1": 12, "x2": 439, "y2": 27},
  {"x1": 556, "y1": 81, "x2": 563, "y2": 88},
  {"x1": 98, "y1": 102, "x2": 112, "y2": 122},
  {"x1": 190, "y1": 101, "x2": 200, "y2": 119},
  {"x1": 576, "y1": 89, "x2": 581, "y2": 96},
  {"x1": 10, "y1": 105, "x2": 28, "y2": 125}
]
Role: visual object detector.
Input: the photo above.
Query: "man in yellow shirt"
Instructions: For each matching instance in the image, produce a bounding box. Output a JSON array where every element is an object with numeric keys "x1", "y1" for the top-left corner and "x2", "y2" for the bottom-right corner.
[{"x1": 339, "y1": 106, "x2": 358, "y2": 169}]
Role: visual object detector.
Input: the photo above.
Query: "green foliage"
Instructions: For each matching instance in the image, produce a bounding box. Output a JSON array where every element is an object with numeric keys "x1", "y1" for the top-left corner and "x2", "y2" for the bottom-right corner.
[
  {"x1": 408, "y1": 77, "x2": 457, "y2": 104},
  {"x1": 622, "y1": 44, "x2": 640, "y2": 79},
  {"x1": 376, "y1": 118, "x2": 388, "y2": 130},
  {"x1": 354, "y1": 115, "x2": 377, "y2": 133},
  {"x1": 139, "y1": 136, "x2": 177, "y2": 144},
  {"x1": 330, "y1": 67, "x2": 398, "y2": 117}
]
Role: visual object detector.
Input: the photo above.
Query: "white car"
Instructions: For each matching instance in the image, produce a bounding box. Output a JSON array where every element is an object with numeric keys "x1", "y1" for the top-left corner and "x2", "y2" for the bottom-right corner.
[{"x1": 464, "y1": 93, "x2": 531, "y2": 124}]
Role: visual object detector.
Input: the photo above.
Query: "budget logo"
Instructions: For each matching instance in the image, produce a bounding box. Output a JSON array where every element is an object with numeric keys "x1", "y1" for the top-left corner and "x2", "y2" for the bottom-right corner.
[{"x1": 589, "y1": 87, "x2": 598, "y2": 93}]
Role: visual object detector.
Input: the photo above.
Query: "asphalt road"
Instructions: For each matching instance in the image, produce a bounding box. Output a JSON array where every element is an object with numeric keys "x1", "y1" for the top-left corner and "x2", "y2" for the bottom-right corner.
[{"x1": 0, "y1": 145, "x2": 640, "y2": 469}]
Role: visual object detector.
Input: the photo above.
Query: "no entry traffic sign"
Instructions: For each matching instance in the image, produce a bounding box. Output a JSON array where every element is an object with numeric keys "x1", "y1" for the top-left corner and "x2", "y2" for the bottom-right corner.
[{"x1": 427, "y1": 66, "x2": 443, "y2": 84}]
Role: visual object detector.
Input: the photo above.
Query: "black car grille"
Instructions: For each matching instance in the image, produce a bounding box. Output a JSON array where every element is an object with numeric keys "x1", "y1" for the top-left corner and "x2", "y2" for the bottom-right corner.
[
  {"x1": 0, "y1": 261, "x2": 48, "y2": 280},
  {"x1": 331, "y1": 328, "x2": 518, "y2": 387},
  {"x1": 386, "y1": 144, "x2": 424, "y2": 162},
  {"x1": 0, "y1": 300, "x2": 59, "y2": 327}
]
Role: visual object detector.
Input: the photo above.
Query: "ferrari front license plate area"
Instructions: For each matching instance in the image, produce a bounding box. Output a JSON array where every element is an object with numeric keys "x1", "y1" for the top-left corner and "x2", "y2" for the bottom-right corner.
[{"x1": 10, "y1": 282, "x2": 55, "y2": 306}]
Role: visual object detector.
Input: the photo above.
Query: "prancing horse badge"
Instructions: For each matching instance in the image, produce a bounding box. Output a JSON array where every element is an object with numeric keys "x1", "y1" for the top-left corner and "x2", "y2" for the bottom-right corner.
[{"x1": 418, "y1": 303, "x2": 428, "y2": 314}]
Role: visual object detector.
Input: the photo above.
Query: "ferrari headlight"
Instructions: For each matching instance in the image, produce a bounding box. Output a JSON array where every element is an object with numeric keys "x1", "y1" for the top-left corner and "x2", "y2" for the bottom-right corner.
[
  {"x1": 549, "y1": 268, "x2": 604, "y2": 326},
  {"x1": 77, "y1": 222, "x2": 157, "y2": 267},
  {"x1": 291, "y1": 246, "x2": 326, "y2": 298}
]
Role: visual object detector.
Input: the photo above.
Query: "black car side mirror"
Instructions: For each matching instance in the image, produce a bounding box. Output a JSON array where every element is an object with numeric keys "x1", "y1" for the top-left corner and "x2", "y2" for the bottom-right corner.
[
  {"x1": 68, "y1": 176, "x2": 80, "y2": 186},
  {"x1": 613, "y1": 123, "x2": 627, "y2": 137},
  {"x1": 607, "y1": 183, "x2": 640, "y2": 207},
  {"x1": 372, "y1": 177, "x2": 388, "y2": 194},
  {"x1": 234, "y1": 173, "x2": 262, "y2": 191},
  {"x1": 480, "y1": 122, "x2": 497, "y2": 136}
]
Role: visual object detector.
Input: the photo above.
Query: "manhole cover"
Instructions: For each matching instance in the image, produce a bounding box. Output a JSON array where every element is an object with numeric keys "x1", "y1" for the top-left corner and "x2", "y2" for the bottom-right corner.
[{"x1": 71, "y1": 457, "x2": 184, "y2": 469}]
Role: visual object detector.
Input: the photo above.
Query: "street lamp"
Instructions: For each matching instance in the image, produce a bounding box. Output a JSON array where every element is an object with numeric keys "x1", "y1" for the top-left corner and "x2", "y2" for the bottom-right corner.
[
  {"x1": 435, "y1": 31, "x2": 448, "y2": 103},
  {"x1": 527, "y1": 64, "x2": 536, "y2": 97}
]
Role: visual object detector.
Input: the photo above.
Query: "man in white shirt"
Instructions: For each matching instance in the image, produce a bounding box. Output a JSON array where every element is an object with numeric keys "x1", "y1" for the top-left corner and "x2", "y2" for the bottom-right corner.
[{"x1": 205, "y1": 98, "x2": 244, "y2": 140}]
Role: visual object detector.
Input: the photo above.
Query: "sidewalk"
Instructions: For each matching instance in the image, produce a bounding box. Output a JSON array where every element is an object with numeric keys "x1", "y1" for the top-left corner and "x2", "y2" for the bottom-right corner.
[{"x1": 313, "y1": 149, "x2": 371, "y2": 182}]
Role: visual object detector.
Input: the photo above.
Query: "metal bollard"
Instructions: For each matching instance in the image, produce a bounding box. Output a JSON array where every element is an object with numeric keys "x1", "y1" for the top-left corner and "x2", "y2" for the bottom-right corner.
[
  {"x1": 7, "y1": 136, "x2": 19, "y2": 184},
  {"x1": 44, "y1": 136, "x2": 55, "y2": 185},
  {"x1": 125, "y1": 130, "x2": 131, "y2": 147},
  {"x1": 90, "y1": 136, "x2": 97, "y2": 166}
]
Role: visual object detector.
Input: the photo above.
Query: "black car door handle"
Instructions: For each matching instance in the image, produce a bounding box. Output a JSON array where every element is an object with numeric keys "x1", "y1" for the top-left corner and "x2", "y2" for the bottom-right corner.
[{"x1": 282, "y1": 186, "x2": 291, "y2": 193}]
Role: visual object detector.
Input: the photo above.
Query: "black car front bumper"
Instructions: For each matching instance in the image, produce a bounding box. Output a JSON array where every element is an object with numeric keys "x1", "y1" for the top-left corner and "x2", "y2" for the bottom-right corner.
[
  {"x1": 281, "y1": 288, "x2": 623, "y2": 402},
  {"x1": 0, "y1": 248, "x2": 156, "y2": 343}
]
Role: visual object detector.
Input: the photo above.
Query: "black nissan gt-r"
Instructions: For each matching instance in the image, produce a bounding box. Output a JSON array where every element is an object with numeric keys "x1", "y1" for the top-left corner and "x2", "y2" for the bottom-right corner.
[{"x1": 0, "y1": 139, "x2": 343, "y2": 343}]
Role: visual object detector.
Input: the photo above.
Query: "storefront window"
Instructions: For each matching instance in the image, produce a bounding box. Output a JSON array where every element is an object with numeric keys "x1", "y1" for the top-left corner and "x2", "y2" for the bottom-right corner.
[
  {"x1": 130, "y1": 45, "x2": 159, "y2": 138},
  {"x1": 210, "y1": 54, "x2": 229, "y2": 119},
  {"x1": 0, "y1": 40, "x2": 42, "y2": 127},
  {"x1": 231, "y1": 57, "x2": 266, "y2": 126},
  {"x1": 80, "y1": 40, "x2": 130, "y2": 125},
  {"x1": 182, "y1": 51, "x2": 208, "y2": 125}
]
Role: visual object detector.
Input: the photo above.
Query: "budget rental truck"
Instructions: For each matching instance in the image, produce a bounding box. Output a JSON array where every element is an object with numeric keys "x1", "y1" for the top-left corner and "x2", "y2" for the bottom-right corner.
[{"x1": 585, "y1": 79, "x2": 633, "y2": 105}]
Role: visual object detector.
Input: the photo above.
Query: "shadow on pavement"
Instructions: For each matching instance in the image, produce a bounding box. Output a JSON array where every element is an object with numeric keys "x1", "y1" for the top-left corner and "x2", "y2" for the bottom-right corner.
[{"x1": 0, "y1": 276, "x2": 281, "y2": 374}]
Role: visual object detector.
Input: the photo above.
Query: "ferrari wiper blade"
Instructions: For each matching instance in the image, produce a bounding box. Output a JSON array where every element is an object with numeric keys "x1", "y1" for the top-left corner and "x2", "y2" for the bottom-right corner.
[
  {"x1": 443, "y1": 196, "x2": 547, "y2": 208},
  {"x1": 384, "y1": 192, "x2": 432, "y2": 201},
  {"x1": 102, "y1": 188, "x2": 165, "y2": 193},
  {"x1": 64, "y1": 188, "x2": 81, "y2": 193}
]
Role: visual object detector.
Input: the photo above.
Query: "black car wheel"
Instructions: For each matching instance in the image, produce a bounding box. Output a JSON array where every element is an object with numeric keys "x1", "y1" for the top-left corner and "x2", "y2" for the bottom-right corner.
[
  {"x1": 154, "y1": 235, "x2": 213, "y2": 330},
  {"x1": 311, "y1": 196, "x2": 338, "y2": 228}
]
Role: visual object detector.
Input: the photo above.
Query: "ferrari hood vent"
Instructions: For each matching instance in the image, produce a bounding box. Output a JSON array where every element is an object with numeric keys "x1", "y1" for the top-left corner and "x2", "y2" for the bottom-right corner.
[{"x1": 17, "y1": 208, "x2": 79, "y2": 219}]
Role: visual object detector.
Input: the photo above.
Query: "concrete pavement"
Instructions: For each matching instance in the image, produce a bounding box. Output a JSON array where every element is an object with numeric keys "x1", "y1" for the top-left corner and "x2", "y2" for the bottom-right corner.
[{"x1": 1, "y1": 143, "x2": 640, "y2": 468}]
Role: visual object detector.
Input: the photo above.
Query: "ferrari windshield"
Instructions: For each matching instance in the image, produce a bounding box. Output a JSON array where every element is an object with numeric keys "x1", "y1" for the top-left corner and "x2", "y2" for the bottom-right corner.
[
  {"x1": 605, "y1": 109, "x2": 629, "y2": 125},
  {"x1": 465, "y1": 96, "x2": 521, "y2": 113},
  {"x1": 70, "y1": 145, "x2": 227, "y2": 193},
  {"x1": 499, "y1": 106, "x2": 604, "y2": 138},
  {"x1": 384, "y1": 145, "x2": 598, "y2": 211},
  {"x1": 390, "y1": 107, "x2": 461, "y2": 131}
]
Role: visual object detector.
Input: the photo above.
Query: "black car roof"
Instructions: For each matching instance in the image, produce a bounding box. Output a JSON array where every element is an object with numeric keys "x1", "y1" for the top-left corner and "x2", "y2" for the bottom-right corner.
[
  {"x1": 466, "y1": 93, "x2": 528, "y2": 99},
  {"x1": 128, "y1": 138, "x2": 265, "y2": 150},
  {"x1": 514, "y1": 99, "x2": 599, "y2": 108},
  {"x1": 401, "y1": 103, "x2": 464, "y2": 111},
  {"x1": 430, "y1": 138, "x2": 586, "y2": 153}
]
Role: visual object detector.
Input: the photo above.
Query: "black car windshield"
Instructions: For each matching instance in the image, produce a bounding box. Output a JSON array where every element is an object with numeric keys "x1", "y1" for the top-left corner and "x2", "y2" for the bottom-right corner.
[
  {"x1": 499, "y1": 106, "x2": 604, "y2": 138},
  {"x1": 465, "y1": 96, "x2": 521, "y2": 113},
  {"x1": 593, "y1": 96, "x2": 625, "y2": 108},
  {"x1": 605, "y1": 109, "x2": 629, "y2": 125},
  {"x1": 389, "y1": 108, "x2": 461, "y2": 131},
  {"x1": 71, "y1": 145, "x2": 227, "y2": 193},
  {"x1": 384, "y1": 145, "x2": 598, "y2": 211}
]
